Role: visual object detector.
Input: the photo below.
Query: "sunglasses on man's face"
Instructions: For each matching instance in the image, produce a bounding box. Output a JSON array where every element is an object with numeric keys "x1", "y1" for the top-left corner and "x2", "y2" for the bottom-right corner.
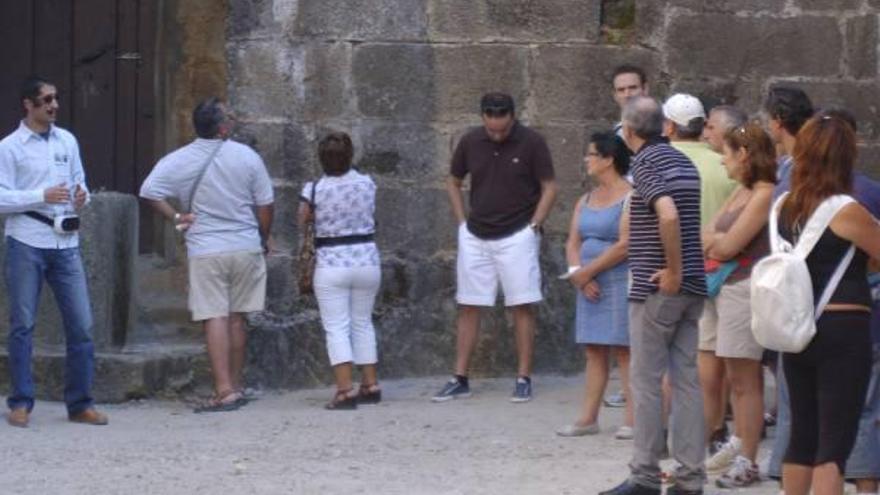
[
  {"x1": 33, "y1": 94, "x2": 58, "y2": 106},
  {"x1": 483, "y1": 107, "x2": 512, "y2": 118}
]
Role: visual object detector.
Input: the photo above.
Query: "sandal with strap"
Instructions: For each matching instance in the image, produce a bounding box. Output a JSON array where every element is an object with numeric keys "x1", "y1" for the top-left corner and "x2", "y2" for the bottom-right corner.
[
  {"x1": 194, "y1": 390, "x2": 243, "y2": 414},
  {"x1": 325, "y1": 388, "x2": 358, "y2": 410},
  {"x1": 358, "y1": 384, "x2": 382, "y2": 405}
]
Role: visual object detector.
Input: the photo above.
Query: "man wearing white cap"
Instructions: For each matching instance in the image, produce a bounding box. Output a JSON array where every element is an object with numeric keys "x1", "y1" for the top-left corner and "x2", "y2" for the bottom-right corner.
[{"x1": 663, "y1": 94, "x2": 736, "y2": 227}]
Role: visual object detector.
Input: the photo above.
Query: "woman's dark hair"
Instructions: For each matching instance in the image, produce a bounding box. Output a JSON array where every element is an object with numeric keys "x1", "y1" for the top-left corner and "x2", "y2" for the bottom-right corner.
[
  {"x1": 784, "y1": 115, "x2": 856, "y2": 228},
  {"x1": 590, "y1": 131, "x2": 631, "y2": 177},
  {"x1": 318, "y1": 132, "x2": 353, "y2": 176},
  {"x1": 764, "y1": 86, "x2": 814, "y2": 136},
  {"x1": 722, "y1": 122, "x2": 777, "y2": 189}
]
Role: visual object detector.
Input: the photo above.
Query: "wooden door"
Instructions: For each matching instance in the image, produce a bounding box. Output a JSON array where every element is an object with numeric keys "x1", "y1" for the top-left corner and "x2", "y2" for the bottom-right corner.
[{"x1": 0, "y1": 0, "x2": 159, "y2": 249}]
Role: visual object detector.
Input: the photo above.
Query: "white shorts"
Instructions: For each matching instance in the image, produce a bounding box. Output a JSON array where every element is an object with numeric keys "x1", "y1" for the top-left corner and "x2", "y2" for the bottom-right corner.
[{"x1": 456, "y1": 223, "x2": 542, "y2": 307}]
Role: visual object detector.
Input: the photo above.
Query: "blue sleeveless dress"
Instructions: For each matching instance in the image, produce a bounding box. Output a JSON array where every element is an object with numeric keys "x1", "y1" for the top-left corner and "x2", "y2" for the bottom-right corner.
[{"x1": 575, "y1": 198, "x2": 630, "y2": 346}]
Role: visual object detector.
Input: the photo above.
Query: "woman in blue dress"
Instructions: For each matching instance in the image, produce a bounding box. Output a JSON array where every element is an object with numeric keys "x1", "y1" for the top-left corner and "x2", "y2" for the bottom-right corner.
[{"x1": 557, "y1": 131, "x2": 633, "y2": 438}]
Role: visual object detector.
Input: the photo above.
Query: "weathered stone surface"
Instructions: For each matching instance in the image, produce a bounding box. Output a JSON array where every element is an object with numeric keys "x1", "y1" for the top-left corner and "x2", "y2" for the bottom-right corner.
[
  {"x1": 846, "y1": 15, "x2": 878, "y2": 79},
  {"x1": 797, "y1": 0, "x2": 862, "y2": 10},
  {"x1": 0, "y1": 346, "x2": 207, "y2": 402},
  {"x1": 667, "y1": 15, "x2": 843, "y2": 78},
  {"x1": 669, "y1": 78, "x2": 766, "y2": 119},
  {"x1": 303, "y1": 42, "x2": 353, "y2": 121},
  {"x1": 432, "y1": 45, "x2": 530, "y2": 122},
  {"x1": 228, "y1": 0, "x2": 276, "y2": 39},
  {"x1": 859, "y1": 144, "x2": 880, "y2": 177},
  {"x1": 0, "y1": 193, "x2": 137, "y2": 350},
  {"x1": 531, "y1": 46, "x2": 657, "y2": 122},
  {"x1": 374, "y1": 187, "x2": 458, "y2": 255},
  {"x1": 429, "y1": 0, "x2": 601, "y2": 42},
  {"x1": 355, "y1": 121, "x2": 450, "y2": 182},
  {"x1": 293, "y1": 0, "x2": 428, "y2": 40},
  {"x1": 796, "y1": 81, "x2": 880, "y2": 140},
  {"x1": 227, "y1": 39, "x2": 301, "y2": 119},
  {"x1": 233, "y1": 122, "x2": 315, "y2": 182},
  {"x1": 270, "y1": 184, "x2": 301, "y2": 254},
  {"x1": 666, "y1": 0, "x2": 786, "y2": 12},
  {"x1": 353, "y1": 44, "x2": 435, "y2": 120}
]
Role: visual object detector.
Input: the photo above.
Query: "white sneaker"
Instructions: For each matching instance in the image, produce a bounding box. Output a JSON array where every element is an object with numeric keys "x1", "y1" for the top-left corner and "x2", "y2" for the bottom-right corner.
[
  {"x1": 715, "y1": 455, "x2": 760, "y2": 488},
  {"x1": 614, "y1": 425, "x2": 634, "y2": 440},
  {"x1": 706, "y1": 436, "x2": 741, "y2": 473}
]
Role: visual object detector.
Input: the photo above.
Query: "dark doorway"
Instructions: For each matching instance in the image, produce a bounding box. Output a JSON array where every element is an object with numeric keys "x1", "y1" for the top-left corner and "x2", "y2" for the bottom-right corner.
[{"x1": 0, "y1": 0, "x2": 159, "y2": 249}]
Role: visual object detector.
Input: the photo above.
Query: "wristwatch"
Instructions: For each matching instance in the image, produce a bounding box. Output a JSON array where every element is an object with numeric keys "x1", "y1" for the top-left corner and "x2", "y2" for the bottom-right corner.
[{"x1": 173, "y1": 213, "x2": 181, "y2": 223}]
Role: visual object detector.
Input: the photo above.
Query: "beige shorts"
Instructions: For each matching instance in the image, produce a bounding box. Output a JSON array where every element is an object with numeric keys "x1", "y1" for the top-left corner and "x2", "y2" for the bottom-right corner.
[
  {"x1": 698, "y1": 277, "x2": 764, "y2": 360},
  {"x1": 188, "y1": 251, "x2": 267, "y2": 321}
]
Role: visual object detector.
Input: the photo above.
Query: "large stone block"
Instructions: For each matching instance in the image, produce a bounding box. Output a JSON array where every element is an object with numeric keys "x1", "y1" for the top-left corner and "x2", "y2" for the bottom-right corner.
[
  {"x1": 667, "y1": 14, "x2": 843, "y2": 78},
  {"x1": 374, "y1": 187, "x2": 458, "y2": 255},
  {"x1": 234, "y1": 121, "x2": 315, "y2": 182},
  {"x1": 669, "y1": 78, "x2": 767, "y2": 119},
  {"x1": 429, "y1": 0, "x2": 601, "y2": 42},
  {"x1": 354, "y1": 121, "x2": 450, "y2": 183},
  {"x1": 293, "y1": 0, "x2": 428, "y2": 41},
  {"x1": 353, "y1": 44, "x2": 435, "y2": 120},
  {"x1": 0, "y1": 193, "x2": 137, "y2": 350},
  {"x1": 227, "y1": 39, "x2": 302, "y2": 120},
  {"x1": 432, "y1": 44, "x2": 530, "y2": 122},
  {"x1": 797, "y1": 0, "x2": 862, "y2": 10},
  {"x1": 531, "y1": 46, "x2": 657, "y2": 122},
  {"x1": 270, "y1": 184, "x2": 302, "y2": 254},
  {"x1": 303, "y1": 42, "x2": 353, "y2": 121},
  {"x1": 228, "y1": 0, "x2": 285, "y2": 40},
  {"x1": 847, "y1": 15, "x2": 878, "y2": 79},
  {"x1": 666, "y1": 0, "x2": 786, "y2": 12},
  {"x1": 795, "y1": 81, "x2": 880, "y2": 140}
]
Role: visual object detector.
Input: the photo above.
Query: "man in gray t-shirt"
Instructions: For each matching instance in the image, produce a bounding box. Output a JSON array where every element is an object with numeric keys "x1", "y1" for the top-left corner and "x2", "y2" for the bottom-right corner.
[{"x1": 139, "y1": 98, "x2": 274, "y2": 412}]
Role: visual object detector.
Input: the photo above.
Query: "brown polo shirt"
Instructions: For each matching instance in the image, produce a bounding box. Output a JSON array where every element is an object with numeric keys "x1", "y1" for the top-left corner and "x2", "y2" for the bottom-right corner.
[{"x1": 450, "y1": 121, "x2": 554, "y2": 239}]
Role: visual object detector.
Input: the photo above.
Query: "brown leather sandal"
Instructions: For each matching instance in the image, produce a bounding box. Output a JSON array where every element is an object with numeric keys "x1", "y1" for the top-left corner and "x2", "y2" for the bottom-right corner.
[
  {"x1": 325, "y1": 388, "x2": 358, "y2": 410},
  {"x1": 194, "y1": 389, "x2": 243, "y2": 414},
  {"x1": 358, "y1": 383, "x2": 382, "y2": 405}
]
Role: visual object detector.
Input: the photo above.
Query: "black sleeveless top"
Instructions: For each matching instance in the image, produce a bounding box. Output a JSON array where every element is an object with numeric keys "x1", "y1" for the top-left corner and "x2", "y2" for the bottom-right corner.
[{"x1": 778, "y1": 206, "x2": 870, "y2": 307}]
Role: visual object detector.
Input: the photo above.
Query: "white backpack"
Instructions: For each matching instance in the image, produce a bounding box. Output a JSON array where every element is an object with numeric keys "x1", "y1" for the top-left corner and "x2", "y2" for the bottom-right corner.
[{"x1": 750, "y1": 192, "x2": 856, "y2": 353}]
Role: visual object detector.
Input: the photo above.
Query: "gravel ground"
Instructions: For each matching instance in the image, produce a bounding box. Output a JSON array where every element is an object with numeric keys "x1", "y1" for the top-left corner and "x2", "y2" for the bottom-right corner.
[{"x1": 2, "y1": 374, "x2": 785, "y2": 495}]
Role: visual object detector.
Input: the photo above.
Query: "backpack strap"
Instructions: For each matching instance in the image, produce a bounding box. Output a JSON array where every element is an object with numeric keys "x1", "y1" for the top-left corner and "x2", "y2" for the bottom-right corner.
[
  {"x1": 768, "y1": 192, "x2": 790, "y2": 253},
  {"x1": 790, "y1": 194, "x2": 857, "y2": 319},
  {"x1": 793, "y1": 194, "x2": 855, "y2": 258}
]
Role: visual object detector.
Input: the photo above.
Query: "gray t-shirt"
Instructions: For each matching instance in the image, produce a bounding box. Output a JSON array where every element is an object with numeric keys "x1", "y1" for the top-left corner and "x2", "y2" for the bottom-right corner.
[{"x1": 140, "y1": 138, "x2": 274, "y2": 257}]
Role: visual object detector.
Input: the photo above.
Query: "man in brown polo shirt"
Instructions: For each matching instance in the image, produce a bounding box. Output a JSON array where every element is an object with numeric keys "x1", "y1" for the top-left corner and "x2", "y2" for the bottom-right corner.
[{"x1": 432, "y1": 93, "x2": 557, "y2": 403}]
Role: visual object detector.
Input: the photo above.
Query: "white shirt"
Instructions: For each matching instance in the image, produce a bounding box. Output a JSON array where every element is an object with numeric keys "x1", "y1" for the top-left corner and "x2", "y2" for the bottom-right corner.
[
  {"x1": 301, "y1": 170, "x2": 379, "y2": 268},
  {"x1": 0, "y1": 122, "x2": 90, "y2": 249},
  {"x1": 140, "y1": 138, "x2": 274, "y2": 257}
]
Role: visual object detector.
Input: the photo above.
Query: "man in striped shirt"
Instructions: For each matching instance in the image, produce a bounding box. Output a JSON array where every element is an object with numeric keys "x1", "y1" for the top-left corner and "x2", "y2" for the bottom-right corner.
[{"x1": 601, "y1": 96, "x2": 707, "y2": 495}]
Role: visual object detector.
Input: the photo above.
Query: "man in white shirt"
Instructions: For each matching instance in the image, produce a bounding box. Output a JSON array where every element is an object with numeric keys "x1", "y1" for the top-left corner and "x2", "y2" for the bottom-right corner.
[
  {"x1": 140, "y1": 98, "x2": 274, "y2": 413},
  {"x1": 0, "y1": 76, "x2": 107, "y2": 428}
]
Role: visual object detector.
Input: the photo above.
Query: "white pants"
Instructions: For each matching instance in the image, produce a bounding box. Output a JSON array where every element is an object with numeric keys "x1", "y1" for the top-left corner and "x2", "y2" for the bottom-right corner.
[
  {"x1": 314, "y1": 265, "x2": 381, "y2": 366},
  {"x1": 456, "y1": 224, "x2": 542, "y2": 307}
]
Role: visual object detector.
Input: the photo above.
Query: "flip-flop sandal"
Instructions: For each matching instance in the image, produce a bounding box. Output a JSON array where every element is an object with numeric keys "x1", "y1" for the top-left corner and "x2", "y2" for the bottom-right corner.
[{"x1": 194, "y1": 391, "x2": 242, "y2": 414}]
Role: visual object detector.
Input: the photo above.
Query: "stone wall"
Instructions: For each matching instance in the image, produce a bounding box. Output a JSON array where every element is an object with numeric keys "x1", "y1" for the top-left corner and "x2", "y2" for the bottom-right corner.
[{"x1": 225, "y1": 0, "x2": 880, "y2": 387}]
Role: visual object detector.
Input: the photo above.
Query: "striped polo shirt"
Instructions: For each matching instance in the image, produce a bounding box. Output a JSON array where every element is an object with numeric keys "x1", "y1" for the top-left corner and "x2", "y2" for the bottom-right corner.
[{"x1": 628, "y1": 138, "x2": 707, "y2": 301}]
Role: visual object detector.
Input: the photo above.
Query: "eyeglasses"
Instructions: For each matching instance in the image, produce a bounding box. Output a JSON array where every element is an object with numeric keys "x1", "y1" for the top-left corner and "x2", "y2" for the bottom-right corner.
[
  {"x1": 33, "y1": 94, "x2": 58, "y2": 106},
  {"x1": 483, "y1": 106, "x2": 511, "y2": 118},
  {"x1": 585, "y1": 152, "x2": 601, "y2": 157}
]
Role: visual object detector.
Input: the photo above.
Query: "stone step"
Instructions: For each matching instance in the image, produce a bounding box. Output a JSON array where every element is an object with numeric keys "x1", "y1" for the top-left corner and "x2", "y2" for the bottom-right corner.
[{"x1": 0, "y1": 344, "x2": 209, "y2": 403}]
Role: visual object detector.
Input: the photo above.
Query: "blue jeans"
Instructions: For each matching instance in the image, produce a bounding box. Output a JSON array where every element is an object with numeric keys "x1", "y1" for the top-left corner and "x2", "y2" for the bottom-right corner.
[{"x1": 5, "y1": 237, "x2": 94, "y2": 414}]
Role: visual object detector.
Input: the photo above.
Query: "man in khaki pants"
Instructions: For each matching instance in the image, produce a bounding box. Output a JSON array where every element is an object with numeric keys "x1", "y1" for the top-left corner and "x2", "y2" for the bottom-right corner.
[{"x1": 140, "y1": 97, "x2": 274, "y2": 412}]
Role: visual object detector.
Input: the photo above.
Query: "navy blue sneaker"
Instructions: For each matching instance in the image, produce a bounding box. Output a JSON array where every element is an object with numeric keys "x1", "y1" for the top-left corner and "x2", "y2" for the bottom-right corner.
[
  {"x1": 431, "y1": 376, "x2": 471, "y2": 402},
  {"x1": 510, "y1": 376, "x2": 532, "y2": 403}
]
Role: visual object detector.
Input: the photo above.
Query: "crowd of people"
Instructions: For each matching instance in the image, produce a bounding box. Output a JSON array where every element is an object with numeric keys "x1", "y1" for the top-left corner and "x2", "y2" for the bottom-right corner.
[{"x1": 3, "y1": 64, "x2": 880, "y2": 495}]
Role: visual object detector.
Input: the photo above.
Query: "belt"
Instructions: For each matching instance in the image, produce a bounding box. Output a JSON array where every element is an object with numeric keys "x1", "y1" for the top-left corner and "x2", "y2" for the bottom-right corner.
[{"x1": 314, "y1": 233, "x2": 375, "y2": 248}]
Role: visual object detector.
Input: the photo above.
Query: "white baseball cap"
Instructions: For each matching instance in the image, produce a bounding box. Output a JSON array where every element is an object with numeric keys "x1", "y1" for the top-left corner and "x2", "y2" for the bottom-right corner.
[{"x1": 662, "y1": 93, "x2": 706, "y2": 127}]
